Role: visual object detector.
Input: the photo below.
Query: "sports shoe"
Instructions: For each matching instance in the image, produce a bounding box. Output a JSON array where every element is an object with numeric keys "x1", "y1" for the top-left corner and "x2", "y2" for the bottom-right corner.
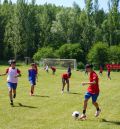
[
  {"x1": 79, "y1": 114, "x2": 87, "y2": 120},
  {"x1": 95, "y1": 109, "x2": 101, "y2": 117},
  {"x1": 10, "y1": 100, "x2": 13, "y2": 106}
]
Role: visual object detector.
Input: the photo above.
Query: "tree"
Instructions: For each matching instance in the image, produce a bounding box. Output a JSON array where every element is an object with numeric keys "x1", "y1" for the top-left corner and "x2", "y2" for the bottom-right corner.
[
  {"x1": 103, "y1": 0, "x2": 120, "y2": 46},
  {"x1": 110, "y1": 46, "x2": 120, "y2": 63},
  {"x1": 4, "y1": 5, "x2": 21, "y2": 59},
  {"x1": 33, "y1": 47, "x2": 55, "y2": 61},
  {"x1": 56, "y1": 43, "x2": 84, "y2": 62},
  {"x1": 87, "y1": 42, "x2": 109, "y2": 65}
]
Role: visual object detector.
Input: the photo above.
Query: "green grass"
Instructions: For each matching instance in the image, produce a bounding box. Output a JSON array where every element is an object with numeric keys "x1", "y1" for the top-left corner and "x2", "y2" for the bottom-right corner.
[{"x1": 0, "y1": 65, "x2": 120, "y2": 129}]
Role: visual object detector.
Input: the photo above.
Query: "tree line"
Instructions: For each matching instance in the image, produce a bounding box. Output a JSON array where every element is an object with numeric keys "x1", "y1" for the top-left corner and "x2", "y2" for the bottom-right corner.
[{"x1": 0, "y1": 0, "x2": 120, "y2": 65}]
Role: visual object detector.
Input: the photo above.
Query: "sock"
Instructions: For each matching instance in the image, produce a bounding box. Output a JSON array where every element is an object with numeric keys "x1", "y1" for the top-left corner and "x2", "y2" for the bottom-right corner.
[
  {"x1": 97, "y1": 108, "x2": 100, "y2": 111},
  {"x1": 13, "y1": 94, "x2": 16, "y2": 98},
  {"x1": 83, "y1": 110, "x2": 86, "y2": 114}
]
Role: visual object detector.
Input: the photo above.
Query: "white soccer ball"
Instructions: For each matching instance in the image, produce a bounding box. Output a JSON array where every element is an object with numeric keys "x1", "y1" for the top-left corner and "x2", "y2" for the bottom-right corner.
[{"x1": 72, "y1": 111, "x2": 80, "y2": 119}]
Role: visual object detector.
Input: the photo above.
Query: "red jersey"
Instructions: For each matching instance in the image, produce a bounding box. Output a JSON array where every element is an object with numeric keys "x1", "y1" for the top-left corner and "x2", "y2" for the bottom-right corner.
[
  {"x1": 107, "y1": 67, "x2": 111, "y2": 72},
  {"x1": 51, "y1": 66, "x2": 56, "y2": 71},
  {"x1": 100, "y1": 66, "x2": 103, "y2": 72},
  {"x1": 62, "y1": 73, "x2": 69, "y2": 79},
  {"x1": 87, "y1": 71, "x2": 99, "y2": 94}
]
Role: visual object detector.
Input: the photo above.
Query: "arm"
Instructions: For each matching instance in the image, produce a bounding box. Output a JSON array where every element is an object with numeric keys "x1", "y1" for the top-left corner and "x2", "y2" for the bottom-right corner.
[
  {"x1": 15, "y1": 69, "x2": 21, "y2": 78},
  {"x1": 0, "y1": 73, "x2": 7, "y2": 76},
  {"x1": 82, "y1": 73, "x2": 97, "y2": 86},
  {"x1": 0, "y1": 68, "x2": 8, "y2": 76},
  {"x1": 81, "y1": 81, "x2": 96, "y2": 86}
]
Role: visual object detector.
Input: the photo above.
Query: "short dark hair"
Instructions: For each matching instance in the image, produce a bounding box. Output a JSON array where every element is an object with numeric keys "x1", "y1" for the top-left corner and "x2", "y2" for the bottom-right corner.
[
  {"x1": 31, "y1": 63, "x2": 35, "y2": 66},
  {"x1": 85, "y1": 64, "x2": 93, "y2": 69},
  {"x1": 8, "y1": 59, "x2": 16, "y2": 65}
]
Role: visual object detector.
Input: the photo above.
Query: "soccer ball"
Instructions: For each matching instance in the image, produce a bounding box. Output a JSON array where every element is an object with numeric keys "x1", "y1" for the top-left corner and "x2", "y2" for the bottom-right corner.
[{"x1": 72, "y1": 111, "x2": 80, "y2": 119}]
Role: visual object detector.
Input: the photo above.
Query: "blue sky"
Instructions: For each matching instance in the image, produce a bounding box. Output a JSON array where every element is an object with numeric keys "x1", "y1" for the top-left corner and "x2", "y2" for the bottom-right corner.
[{"x1": 1, "y1": 0, "x2": 109, "y2": 11}]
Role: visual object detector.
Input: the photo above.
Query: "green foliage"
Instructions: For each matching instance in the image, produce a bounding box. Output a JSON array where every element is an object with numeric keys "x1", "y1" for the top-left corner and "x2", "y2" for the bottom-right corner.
[
  {"x1": 56, "y1": 43, "x2": 84, "y2": 62},
  {"x1": 87, "y1": 42, "x2": 109, "y2": 65},
  {"x1": 0, "y1": 0, "x2": 120, "y2": 64},
  {"x1": 109, "y1": 45, "x2": 120, "y2": 63},
  {"x1": 33, "y1": 47, "x2": 55, "y2": 61},
  {"x1": 77, "y1": 62, "x2": 85, "y2": 69}
]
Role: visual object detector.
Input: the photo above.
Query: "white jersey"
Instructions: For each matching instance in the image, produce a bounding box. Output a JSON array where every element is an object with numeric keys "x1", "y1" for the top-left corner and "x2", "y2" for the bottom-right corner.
[
  {"x1": 45, "y1": 66, "x2": 49, "y2": 71},
  {"x1": 6, "y1": 67, "x2": 20, "y2": 83}
]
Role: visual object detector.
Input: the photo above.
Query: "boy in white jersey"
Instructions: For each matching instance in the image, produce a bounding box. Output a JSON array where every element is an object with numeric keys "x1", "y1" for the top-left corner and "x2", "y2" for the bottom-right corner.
[{"x1": 0, "y1": 60, "x2": 21, "y2": 105}]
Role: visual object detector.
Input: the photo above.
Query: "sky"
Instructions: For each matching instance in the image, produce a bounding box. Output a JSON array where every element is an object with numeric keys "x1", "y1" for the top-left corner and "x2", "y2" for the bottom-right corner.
[{"x1": 1, "y1": 0, "x2": 109, "y2": 12}]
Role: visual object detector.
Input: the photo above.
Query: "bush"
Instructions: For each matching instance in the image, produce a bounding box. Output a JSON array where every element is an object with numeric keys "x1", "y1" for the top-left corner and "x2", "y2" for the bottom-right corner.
[
  {"x1": 77, "y1": 62, "x2": 85, "y2": 70},
  {"x1": 109, "y1": 46, "x2": 120, "y2": 63},
  {"x1": 33, "y1": 47, "x2": 55, "y2": 61},
  {"x1": 87, "y1": 42, "x2": 109, "y2": 65},
  {"x1": 56, "y1": 43, "x2": 84, "y2": 62}
]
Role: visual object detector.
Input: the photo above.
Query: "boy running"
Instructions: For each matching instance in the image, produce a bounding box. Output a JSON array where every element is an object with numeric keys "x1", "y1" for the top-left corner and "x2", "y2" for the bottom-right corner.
[
  {"x1": 0, "y1": 60, "x2": 21, "y2": 105},
  {"x1": 80, "y1": 64, "x2": 101, "y2": 120},
  {"x1": 28, "y1": 63, "x2": 37, "y2": 96},
  {"x1": 99, "y1": 65, "x2": 103, "y2": 76},
  {"x1": 61, "y1": 73, "x2": 70, "y2": 93}
]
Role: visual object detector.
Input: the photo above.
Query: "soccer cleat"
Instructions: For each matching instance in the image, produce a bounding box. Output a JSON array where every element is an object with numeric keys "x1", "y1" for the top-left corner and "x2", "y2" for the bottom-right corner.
[
  {"x1": 79, "y1": 114, "x2": 87, "y2": 120},
  {"x1": 95, "y1": 109, "x2": 101, "y2": 117},
  {"x1": 10, "y1": 100, "x2": 13, "y2": 106}
]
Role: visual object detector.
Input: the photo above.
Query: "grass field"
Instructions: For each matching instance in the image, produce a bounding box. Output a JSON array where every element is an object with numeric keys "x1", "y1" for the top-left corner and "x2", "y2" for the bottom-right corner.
[{"x1": 0, "y1": 65, "x2": 120, "y2": 129}]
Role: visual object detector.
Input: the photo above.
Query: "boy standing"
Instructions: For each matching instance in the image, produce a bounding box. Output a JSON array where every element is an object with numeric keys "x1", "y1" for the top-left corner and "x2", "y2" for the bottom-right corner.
[
  {"x1": 80, "y1": 64, "x2": 101, "y2": 120},
  {"x1": 107, "y1": 65, "x2": 111, "y2": 80},
  {"x1": 61, "y1": 73, "x2": 70, "y2": 93},
  {"x1": 67, "y1": 65, "x2": 72, "y2": 78},
  {"x1": 28, "y1": 63, "x2": 37, "y2": 96},
  {"x1": 99, "y1": 65, "x2": 103, "y2": 76},
  {"x1": 51, "y1": 66, "x2": 56, "y2": 75},
  {"x1": 0, "y1": 60, "x2": 21, "y2": 105}
]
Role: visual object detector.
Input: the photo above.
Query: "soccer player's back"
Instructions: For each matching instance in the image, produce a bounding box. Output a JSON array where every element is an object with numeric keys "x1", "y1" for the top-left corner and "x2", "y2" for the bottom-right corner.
[{"x1": 61, "y1": 73, "x2": 70, "y2": 93}]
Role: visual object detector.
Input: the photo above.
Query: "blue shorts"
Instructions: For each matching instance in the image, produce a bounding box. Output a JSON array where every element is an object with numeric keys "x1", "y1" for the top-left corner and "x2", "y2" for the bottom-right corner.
[
  {"x1": 29, "y1": 80, "x2": 36, "y2": 86},
  {"x1": 85, "y1": 92, "x2": 99, "y2": 102},
  {"x1": 7, "y1": 82, "x2": 17, "y2": 90}
]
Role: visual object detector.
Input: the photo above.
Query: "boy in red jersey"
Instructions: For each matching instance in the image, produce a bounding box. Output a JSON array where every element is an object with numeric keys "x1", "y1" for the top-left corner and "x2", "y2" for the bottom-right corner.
[
  {"x1": 28, "y1": 63, "x2": 37, "y2": 96},
  {"x1": 51, "y1": 66, "x2": 56, "y2": 75},
  {"x1": 99, "y1": 65, "x2": 103, "y2": 76},
  {"x1": 0, "y1": 60, "x2": 21, "y2": 105},
  {"x1": 107, "y1": 65, "x2": 111, "y2": 80},
  {"x1": 80, "y1": 64, "x2": 101, "y2": 120},
  {"x1": 61, "y1": 73, "x2": 70, "y2": 93}
]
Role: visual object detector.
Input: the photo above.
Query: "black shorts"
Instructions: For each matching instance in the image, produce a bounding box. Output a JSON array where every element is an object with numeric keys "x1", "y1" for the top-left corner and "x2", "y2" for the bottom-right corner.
[
  {"x1": 108, "y1": 72, "x2": 110, "y2": 76},
  {"x1": 68, "y1": 73, "x2": 71, "y2": 77}
]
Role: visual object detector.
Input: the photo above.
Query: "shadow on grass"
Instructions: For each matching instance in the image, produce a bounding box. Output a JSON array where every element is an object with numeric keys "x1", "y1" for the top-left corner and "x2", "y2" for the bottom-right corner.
[
  {"x1": 101, "y1": 118, "x2": 120, "y2": 125},
  {"x1": 34, "y1": 95, "x2": 50, "y2": 98},
  {"x1": 12, "y1": 103, "x2": 37, "y2": 108},
  {"x1": 69, "y1": 92, "x2": 81, "y2": 95}
]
